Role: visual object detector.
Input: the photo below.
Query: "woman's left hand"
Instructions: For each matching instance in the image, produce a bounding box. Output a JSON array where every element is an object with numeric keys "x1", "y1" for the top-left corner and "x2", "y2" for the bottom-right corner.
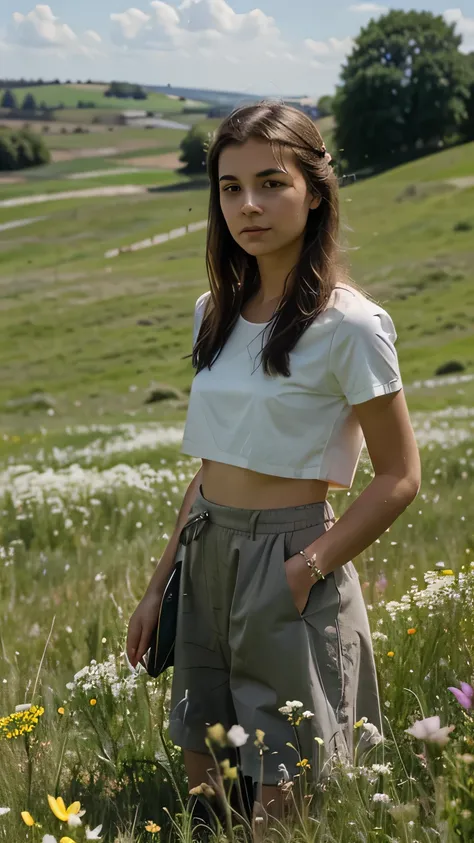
[{"x1": 284, "y1": 554, "x2": 315, "y2": 614}]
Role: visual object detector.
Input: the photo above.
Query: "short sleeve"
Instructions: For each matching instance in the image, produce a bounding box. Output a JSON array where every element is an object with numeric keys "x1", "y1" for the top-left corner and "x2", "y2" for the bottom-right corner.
[
  {"x1": 329, "y1": 307, "x2": 403, "y2": 405},
  {"x1": 193, "y1": 291, "x2": 211, "y2": 346}
]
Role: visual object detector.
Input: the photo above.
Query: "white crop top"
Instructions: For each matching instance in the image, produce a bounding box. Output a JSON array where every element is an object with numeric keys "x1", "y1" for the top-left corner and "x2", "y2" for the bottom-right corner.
[{"x1": 180, "y1": 283, "x2": 403, "y2": 490}]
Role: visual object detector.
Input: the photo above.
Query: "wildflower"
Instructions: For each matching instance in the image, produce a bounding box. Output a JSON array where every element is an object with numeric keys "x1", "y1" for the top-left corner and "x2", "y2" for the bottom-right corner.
[
  {"x1": 405, "y1": 715, "x2": 455, "y2": 746},
  {"x1": 442, "y1": 569, "x2": 454, "y2": 576},
  {"x1": 387, "y1": 651, "x2": 395, "y2": 657},
  {"x1": 277, "y1": 764, "x2": 290, "y2": 783},
  {"x1": 296, "y1": 758, "x2": 311, "y2": 770},
  {"x1": 85, "y1": 826, "x2": 103, "y2": 840},
  {"x1": 0, "y1": 808, "x2": 10, "y2": 816},
  {"x1": 48, "y1": 795, "x2": 85, "y2": 826},
  {"x1": 407, "y1": 628, "x2": 416, "y2": 635},
  {"x1": 145, "y1": 821, "x2": 161, "y2": 832},
  {"x1": 371, "y1": 763, "x2": 393, "y2": 775},
  {"x1": 227, "y1": 725, "x2": 249, "y2": 747},
  {"x1": 448, "y1": 682, "x2": 474, "y2": 710},
  {"x1": 354, "y1": 717, "x2": 368, "y2": 729},
  {"x1": 220, "y1": 759, "x2": 238, "y2": 780},
  {"x1": 59, "y1": 838, "x2": 76, "y2": 843},
  {"x1": 314, "y1": 736, "x2": 324, "y2": 745},
  {"x1": 0, "y1": 704, "x2": 44, "y2": 740},
  {"x1": 21, "y1": 811, "x2": 36, "y2": 826},
  {"x1": 372, "y1": 793, "x2": 391, "y2": 803},
  {"x1": 189, "y1": 783, "x2": 215, "y2": 798},
  {"x1": 42, "y1": 835, "x2": 57, "y2": 843},
  {"x1": 89, "y1": 699, "x2": 97, "y2": 706},
  {"x1": 302, "y1": 710, "x2": 314, "y2": 719},
  {"x1": 58, "y1": 707, "x2": 65, "y2": 715},
  {"x1": 206, "y1": 723, "x2": 227, "y2": 746}
]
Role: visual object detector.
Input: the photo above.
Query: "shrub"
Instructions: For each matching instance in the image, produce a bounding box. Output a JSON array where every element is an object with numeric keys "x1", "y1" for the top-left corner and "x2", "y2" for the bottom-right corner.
[{"x1": 0, "y1": 127, "x2": 50, "y2": 171}]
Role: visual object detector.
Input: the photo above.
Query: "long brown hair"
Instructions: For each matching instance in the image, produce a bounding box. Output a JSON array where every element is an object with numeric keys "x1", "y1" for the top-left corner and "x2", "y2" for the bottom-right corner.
[{"x1": 189, "y1": 99, "x2": 363, "y2": 378}]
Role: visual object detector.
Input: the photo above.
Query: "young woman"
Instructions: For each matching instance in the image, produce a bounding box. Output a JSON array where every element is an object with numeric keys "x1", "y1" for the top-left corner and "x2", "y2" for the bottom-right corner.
[{"x1": 127, "y1": 101, "x2": 421, "y2": 821}]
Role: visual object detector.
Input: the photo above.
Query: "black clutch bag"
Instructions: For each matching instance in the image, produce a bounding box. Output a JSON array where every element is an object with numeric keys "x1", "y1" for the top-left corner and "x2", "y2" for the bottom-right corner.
[
  {"x1": 141, "y1": 560, "x2": 182, "y2": 678},
  {"x1": 141, "y1": 509, "x2": 209, "y2": 678}
]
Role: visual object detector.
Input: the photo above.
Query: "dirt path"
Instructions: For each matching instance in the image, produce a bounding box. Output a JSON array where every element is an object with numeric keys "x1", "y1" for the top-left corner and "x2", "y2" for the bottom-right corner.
[{"x1": 0, "y1": 185, "x2": 147, "y2": 209}]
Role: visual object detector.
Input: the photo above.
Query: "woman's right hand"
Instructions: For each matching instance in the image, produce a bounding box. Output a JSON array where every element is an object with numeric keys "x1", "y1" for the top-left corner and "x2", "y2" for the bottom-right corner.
[{"x1": 126, "y1": 590, "x2": 163, "y2": 669}]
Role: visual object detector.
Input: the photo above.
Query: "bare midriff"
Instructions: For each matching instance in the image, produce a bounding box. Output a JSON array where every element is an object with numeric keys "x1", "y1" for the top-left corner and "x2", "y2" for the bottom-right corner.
[{"x1": 201, "y1": 459, "x2": 329, "y2": 509}]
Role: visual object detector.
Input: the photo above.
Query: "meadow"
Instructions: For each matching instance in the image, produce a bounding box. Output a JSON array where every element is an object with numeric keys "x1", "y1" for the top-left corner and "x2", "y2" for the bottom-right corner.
[{"x1": 0, "y1": 111, "x2": 473, "y2": 841}]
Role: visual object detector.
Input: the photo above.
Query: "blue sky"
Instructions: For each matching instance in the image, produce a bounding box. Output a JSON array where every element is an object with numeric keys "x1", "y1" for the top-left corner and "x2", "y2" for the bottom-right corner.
[{"x1": 0, "y1": 1, "x2": 473, "y2": 97}]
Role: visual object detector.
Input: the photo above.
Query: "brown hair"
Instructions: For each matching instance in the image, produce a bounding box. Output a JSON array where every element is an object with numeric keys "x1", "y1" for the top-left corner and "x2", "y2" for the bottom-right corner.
[{"x1": 189, "y1": 99, "x2": 365, "y2": 378}]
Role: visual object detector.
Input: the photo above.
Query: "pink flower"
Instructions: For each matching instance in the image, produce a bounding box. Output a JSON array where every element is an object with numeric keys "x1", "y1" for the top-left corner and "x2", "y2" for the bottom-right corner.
[
  {"x1": 448, "y1": 682, "x2": 474, "y2": 710},
  {"x1": 405, "y1": 715, "x2": 455, "y2": 746}
]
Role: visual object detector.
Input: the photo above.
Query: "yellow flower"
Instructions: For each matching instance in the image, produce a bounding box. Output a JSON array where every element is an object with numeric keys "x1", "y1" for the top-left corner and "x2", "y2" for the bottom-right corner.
[
  {"x1": 387, "y1": 651, "x2": 395, "y2": 657},
  {"x1": 89, "y1": 699, "x2": 97, "y2": 706},
  {"x1": 48, "y1": 795, "x2": 81, "y2": 823},
  {"x1": 220, "y1": 759, "x2": 238, "y2": 780},
  {"x1": 442, "y1": 569, "x2": 454, "y2": 576},
  {"x1": 58, "y1": 707, "x2": 65, "y2": 715},
  {"x1": 254, "y1": 729, "x2": 265, "y2": 745},
  {"x1": 354, "y1": 717, "x2": 368, "y2": 729},
  {"x1": 206, "y1": 723, "x2": 227, "y2": 746},
  {"x1": 60, "y1": 837, "x2": 77, "y2": 843},
  {"x1": 407, "y1": 628, "x2": 416, "y2": 635},
  {"x1": 296, "y1": 758, "x2": 311, "y2": 769},
  {"x1": 145, "y1": 821, "x2": 161, "y2": 833},
  {"x1": 21, "y1": 811, "x2": 36, "y2": 826},
  {"x1": 189, "y1": 783, "x2": 216, "y2": 798}
]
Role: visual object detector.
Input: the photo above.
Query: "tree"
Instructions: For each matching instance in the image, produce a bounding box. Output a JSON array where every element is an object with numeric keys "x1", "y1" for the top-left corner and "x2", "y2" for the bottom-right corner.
[
  {"x1": 22, "y1": 93, "x2": 37, "y2": 111},
  {"x1": 461, "y1": 52, "x2": 474, "y2": 141},
  {"x1": 333, "y1": 10, "x2": 471, "y2": 172},
  {"x1": 316, "y1": 95, "x2": 333, "y2": 117},
  {"x1": 179, "y1": 126, "x2": 208, "y2": 173},
  {"x1": 0, "y1": 127, "x2": 50, "y2": 171},
  {"x1": 1, "y1": 89, "x2": 17, "y2": 109}
]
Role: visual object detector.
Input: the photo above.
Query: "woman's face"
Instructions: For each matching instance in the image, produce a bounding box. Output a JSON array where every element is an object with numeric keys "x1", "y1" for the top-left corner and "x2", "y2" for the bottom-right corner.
[{"x1": 218, "y1": 136, "x2": 321, "y2": 257}]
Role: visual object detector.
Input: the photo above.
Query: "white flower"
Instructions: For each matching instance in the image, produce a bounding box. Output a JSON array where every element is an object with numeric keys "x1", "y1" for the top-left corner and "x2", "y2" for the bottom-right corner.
[
  {"x1": 67, "y1": 811, "x2": 84, "y2": 828},
  {"x1": 302, "y1": 710, "x2": 314, "y2": 719},
  {"x1": 373, "y1": 792, "x2": 391, "y2": 803},
  {"x1": 405, "y1": 715, "x2": 455, "y2": 746},
  {"x1": 362, "y1": 721, "x2": 384, "y2": 744},
  {"x1": 42, "y1": 836, "x2": 57, "y2": 843},
  {"x1": 278, "y1": 705, "x2": 292, "y2": 715},
  {"x1": 0, "y1": 808, "x2": 11, "y2": 816},
  {"x1": 285, "y1": 700, "x2": 303, "y2": 709},
  {"x1": 227, "y1": 725, "x2": 249, "y2": 747},
  {"x1": 371, "y1": 763, "x2": 393, "y2": 775},
  {"x1": 15, "y1": 703, "x2": 32, "y2": 712},
  {"x1": 277, "y1": 764, "x2": 290, "y2": 782},
  {"x1": 86, "y1": 825, "x2": 103, "y2": 840}
]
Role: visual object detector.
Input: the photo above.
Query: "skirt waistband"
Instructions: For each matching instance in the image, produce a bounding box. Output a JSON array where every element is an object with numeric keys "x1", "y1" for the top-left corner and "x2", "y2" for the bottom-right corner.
[{"x1": 186, "y1": 485, "x2": 336, "y2": 539}]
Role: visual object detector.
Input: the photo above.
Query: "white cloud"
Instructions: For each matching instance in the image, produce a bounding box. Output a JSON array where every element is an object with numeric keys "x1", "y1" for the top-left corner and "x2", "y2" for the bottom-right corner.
[
  {"x1": 12, "y1": 5, "x2": 77, "y2": 47},
  {"x1": 304, "y1": 35, "x2": 354, "y2": 58},
  {"x1": 349, "y1": 3, "x2": 388, "y2": 12},
  {"x1": 110, "y1": 0, "x2": 278, "y2": 49},
  {"x1": 443, "y1": 8, "x2": 474, "y2": 53},
  {"x1": 10, "y1": 5, "x2": 103, "y2": 55}
]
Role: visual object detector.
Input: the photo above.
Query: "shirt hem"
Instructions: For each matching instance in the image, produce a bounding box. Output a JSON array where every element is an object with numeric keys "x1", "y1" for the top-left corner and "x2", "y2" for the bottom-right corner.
[
  {"x1": 347, "y1": 378, "x2": 403, "y2": 405},
  {"x1": 180, "y1": 439, "x2": 352, "y2": 488}
]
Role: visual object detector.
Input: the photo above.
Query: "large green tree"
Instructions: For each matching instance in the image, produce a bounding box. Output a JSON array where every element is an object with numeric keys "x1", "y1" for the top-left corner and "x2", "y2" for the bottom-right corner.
[
  {"x1": 333, "y1": 10, "x2": 471, "y2": 172},
  {"x1": 462, "y1": 52, "x2": 474, "y2": 141}
]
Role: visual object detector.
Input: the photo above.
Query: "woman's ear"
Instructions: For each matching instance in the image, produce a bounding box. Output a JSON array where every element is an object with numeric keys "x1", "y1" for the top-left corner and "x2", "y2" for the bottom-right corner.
[{"x1": 309, "y1": 194, "x2": 322, "y2": 211}]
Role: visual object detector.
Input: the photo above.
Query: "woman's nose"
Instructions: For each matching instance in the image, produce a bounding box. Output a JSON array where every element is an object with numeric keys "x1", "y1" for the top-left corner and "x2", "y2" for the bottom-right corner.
[{"x1": 241, "y1": 196, "x2": 263, "y2": 214}]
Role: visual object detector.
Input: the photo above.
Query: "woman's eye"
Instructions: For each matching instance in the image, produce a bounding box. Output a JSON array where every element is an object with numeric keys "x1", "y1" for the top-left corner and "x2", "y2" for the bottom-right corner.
[{"x1": 221, "y1": 180, "x2": 284, "y2": 193}]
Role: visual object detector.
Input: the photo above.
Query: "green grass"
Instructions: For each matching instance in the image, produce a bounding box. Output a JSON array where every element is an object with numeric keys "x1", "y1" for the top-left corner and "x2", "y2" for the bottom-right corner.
[
  {"x1": 42, "y1": 127, "x2": 187, "y2": 150},
  {"x1": 7, "y1": 84, "x2": 205, "y2": 113}
]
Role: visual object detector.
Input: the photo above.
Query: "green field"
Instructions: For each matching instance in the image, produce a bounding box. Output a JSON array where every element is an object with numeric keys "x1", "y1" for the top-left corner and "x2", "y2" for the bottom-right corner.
[{"x1": 5, "y1": 83, "x2": 206, "y2": 113}]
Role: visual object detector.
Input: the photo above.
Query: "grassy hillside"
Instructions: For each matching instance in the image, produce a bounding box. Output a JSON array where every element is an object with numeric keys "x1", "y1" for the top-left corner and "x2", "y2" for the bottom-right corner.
[
  {"x1": 5, "y1": 83, "x2": 205, "y2": 113},
  {"x1": 0, "y1": 135, "x2": 472, "y2": 429}
]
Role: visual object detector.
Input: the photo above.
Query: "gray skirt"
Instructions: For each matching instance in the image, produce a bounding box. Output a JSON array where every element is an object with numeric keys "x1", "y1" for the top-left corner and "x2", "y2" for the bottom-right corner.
[{"x1": 169, "y1": 485, "x2": 383, "y2": 785}]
